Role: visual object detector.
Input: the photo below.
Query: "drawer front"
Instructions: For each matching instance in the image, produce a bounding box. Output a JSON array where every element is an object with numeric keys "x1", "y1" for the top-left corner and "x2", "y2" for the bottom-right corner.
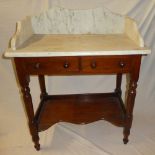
[
  {"x1": 81, "y1": 56, "x2": 132, "y2": 74},
  {"x1": 23, "y1": 57, "x2": 79, "y2": 75}
]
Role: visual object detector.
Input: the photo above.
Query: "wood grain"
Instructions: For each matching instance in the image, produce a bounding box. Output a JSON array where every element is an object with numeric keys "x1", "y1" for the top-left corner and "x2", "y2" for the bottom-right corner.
[{"x1": 35, "y1": 93, "x2": 125, "y2": 132}]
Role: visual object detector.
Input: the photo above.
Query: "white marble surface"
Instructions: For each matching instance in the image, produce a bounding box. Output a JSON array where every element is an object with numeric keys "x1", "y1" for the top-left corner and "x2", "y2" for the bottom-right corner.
[
  {"x1": 31, "y1": 7, "x2": 124, "y2": 34},
  {"x1": 11, "y1": 16, "x2": 34, "y2": 50},
  {"x1": 4, "y1": 6, "x2": 151, "y2": 57},
  {"x1": 5, "y1": 48, "x2": 150, "y2": 57},
  {"x1": 4, "y1": 34, "x2": 151, "y2": 57}
]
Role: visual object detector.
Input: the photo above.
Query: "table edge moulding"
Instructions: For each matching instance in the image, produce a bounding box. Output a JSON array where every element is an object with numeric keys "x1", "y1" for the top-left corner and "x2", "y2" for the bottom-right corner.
[{"x1": 4, "y1": 6, "x2": 151, "y2": 150}]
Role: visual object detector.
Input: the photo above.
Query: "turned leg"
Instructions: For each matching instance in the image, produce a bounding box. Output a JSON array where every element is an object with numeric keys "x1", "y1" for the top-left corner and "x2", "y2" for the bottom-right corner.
[
  {"x1": 115, "y1": 73, "x2": 122, "y2": 96},
  {"x1": 20, "y1": 76, "x2": 40, "y2": 150},
  {"x1": 123, "y1": 79, "x2": 137, "y2": 144},
  {"x1": 38, "y1": 75, "x2": 48, "y2": 99},
  {"x1": 123, "y1": 56, "x2": 142, "y2": 144},
  {"x1": 14, "y1": 59, "x2": 40, "y2": 150}
]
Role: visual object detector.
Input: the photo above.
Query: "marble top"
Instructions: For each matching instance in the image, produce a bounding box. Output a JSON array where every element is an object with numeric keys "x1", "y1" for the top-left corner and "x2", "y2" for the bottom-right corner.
[
  {"x1": 4, "y1": 7, "x2": 151, "y2": 57},
  {"x1": 5, "y1": 34, "x2": 150, "y2": 57},
  {"x1": 31, "y1": 7, "x2": 124, "y2": 34}
]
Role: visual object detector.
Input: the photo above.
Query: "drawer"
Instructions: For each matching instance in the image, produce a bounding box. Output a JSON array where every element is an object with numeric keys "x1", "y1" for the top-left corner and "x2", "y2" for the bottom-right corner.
[
  {"x1": 23, "y1": 57, "x2": 79, "y2": 75},
  {"x1": 81, "y1": 56, "x2": 132, "y2": 74}
]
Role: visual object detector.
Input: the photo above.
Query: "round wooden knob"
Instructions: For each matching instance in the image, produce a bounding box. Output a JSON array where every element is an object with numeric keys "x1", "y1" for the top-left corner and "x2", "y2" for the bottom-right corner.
[
  {"x1": 34, "y1": 63, "x2": 40, "y2": 69},
  {"x1": 91, "y1": 61, "x2": 97, "y2": 69},
  {"x1": 64, "y1": 62, "x2": 69, "y2": 68},
  {"x1": 119, "y1": 61, "x2": 126, "y2": 68}
]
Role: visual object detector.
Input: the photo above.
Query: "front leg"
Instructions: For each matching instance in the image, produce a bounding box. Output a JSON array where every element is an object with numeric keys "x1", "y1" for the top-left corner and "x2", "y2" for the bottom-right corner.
[
  {"x1": 14, "y1": 59, "x2": 40, "y2": 150},
  {"x1": 21, "y1": 76, "x2": 40, "y2": 150},
  {"x1": 123, "y1": 80, "x2": 137, "y2": 144},
  {"x1": 123, "y1": 55, "x2": 142, "y2": 144}
]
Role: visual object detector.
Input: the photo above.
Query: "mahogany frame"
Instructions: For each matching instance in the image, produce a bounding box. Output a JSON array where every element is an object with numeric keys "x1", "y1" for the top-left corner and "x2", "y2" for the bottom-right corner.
[{"x1": 14, "y1": 55, "x2": 142, "y2": 150}]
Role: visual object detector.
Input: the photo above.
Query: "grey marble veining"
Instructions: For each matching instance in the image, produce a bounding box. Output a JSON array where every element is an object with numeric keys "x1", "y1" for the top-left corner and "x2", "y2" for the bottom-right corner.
[{"x1": 31, "y1": 7, "x2": 125, "y2": 34}]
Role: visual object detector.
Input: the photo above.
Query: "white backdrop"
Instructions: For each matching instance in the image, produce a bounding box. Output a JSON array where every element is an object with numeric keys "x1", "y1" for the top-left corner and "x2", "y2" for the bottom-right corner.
[{"x1": 0, "y1": 0, "x2": 155, "y2": 155}]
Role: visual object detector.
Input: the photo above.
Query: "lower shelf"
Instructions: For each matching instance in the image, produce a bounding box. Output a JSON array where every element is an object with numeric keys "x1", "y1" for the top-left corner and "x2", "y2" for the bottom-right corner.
[{"x1": 35, "y1": 93, "x2": 126, "y2": 132}]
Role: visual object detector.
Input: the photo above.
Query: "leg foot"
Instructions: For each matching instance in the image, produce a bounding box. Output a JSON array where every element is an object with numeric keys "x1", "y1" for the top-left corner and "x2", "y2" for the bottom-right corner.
[
  {"x1": 30, "y1": 122, "x2": 40, "y2": 151},
  {"x1": 123, "y1": 127, "x2": 130, "y2": 145},
  {"x1": 34, "y1": 143, "x2": 40, "y2": 151},
  {"x1": 32, "y1": 134, "x2": 40, "y2": 151},
  {"x1": 123, "y1": 138, "x2": 129, "y2": 144}
]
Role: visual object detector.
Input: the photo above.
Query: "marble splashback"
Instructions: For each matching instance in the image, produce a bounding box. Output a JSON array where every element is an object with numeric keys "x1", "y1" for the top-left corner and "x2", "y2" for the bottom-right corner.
[{"x1": 31, "y1": 7, "x2": 124, "y2": 34}]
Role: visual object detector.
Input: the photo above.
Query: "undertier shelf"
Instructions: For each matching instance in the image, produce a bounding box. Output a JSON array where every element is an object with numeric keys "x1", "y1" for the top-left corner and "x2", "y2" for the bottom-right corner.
[{"x1": 35, "y1": 93, "x2": 126, "y2": 132}]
